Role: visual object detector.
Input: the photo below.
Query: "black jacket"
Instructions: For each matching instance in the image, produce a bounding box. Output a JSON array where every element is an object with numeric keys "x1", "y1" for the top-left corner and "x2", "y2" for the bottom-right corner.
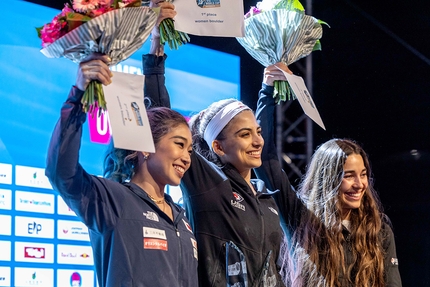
[
  {"x1": 181, "y1": 153, "x2": 285, "y2": 287},
  {"x1": 142, "y1": 54, "x2": 286, "y2": 287},
  {"x1": 255, "y1": 84, "x2": 402, "y2": 287}
]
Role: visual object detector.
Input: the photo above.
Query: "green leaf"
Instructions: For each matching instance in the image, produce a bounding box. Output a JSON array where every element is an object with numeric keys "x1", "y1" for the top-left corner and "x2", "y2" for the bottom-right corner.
[
  {"x1": 318, "y1": 19, "x2": 330, "y2": 28},
  {"x1": 67, "y1": 12, "x2": 92, "y2": 22},
  {"x1": 124, "y1": 0, "x2": 142, "y2": 8},
  {"x1": 274, "y1": 0, "x2": 305, "y2": 12},
  {"x1": 291, "y1": 0, "x2": 305, "y2": 11},
  {"x1": 35, "y1": 26, "x2": 43, "y2": 39},
  {"x1": 312, "y1": 40, "x2": 321, "y2": 51},
  {"x1": 66, "y1": 13, "x2": 92, "y2": 32},
  {"x1": 113, "y1": 0, "x2": 121, "y2": 8}
]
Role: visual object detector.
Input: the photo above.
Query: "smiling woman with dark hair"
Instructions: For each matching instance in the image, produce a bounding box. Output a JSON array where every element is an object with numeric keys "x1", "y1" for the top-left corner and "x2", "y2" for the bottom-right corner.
[
  {"x1": 283, "y1": 139, "x2": 400, "y2": 287},
  {"x1": 182, "y1": 97, "x2": 287, "y2": 287},
  {"x1": 255, "y1": 64, "x2": 402, "y2": 287},
  {"x1": 142, "y1": 46, "x2": 295, "y2": 286},
  {"x1": 45, "y1": 3, "x2": 199, "y2": 286}
]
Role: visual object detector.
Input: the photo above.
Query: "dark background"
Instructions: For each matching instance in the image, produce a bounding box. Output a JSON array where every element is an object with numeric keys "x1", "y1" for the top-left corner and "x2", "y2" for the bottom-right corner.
[{"x1": 28, "y1": 0, "x2": 430, "y2": 285}]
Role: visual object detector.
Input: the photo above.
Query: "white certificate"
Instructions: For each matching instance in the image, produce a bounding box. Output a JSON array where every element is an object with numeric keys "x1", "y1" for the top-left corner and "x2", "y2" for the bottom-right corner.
[
  {"x1": 173, "y1": 0, "x2": 245, "y2": 37},
  {"x1": 103, "y1": 72, "x2": 156, "y2": 152},
  {"x1": 283, "y1": 72, "x2": 326, "y2": 130}
]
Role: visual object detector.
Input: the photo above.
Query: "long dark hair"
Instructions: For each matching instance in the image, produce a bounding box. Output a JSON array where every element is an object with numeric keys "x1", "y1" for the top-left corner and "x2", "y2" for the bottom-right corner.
[{"x1": 282, "y1": 139, "x2": 386, "y2": 287}]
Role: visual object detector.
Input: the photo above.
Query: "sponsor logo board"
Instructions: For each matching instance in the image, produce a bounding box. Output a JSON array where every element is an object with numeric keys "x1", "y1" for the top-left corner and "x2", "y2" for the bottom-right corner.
[
  {"x1": 14, "y1": 267, "x2": 54, "y2": 287},
  {"x1": 15, "y1": 216, "x2": 54, "y2": 239},
  {"x1": 15, "y1": 241, "x2": 54, "y2": 263},
  {"x1": 57, "y1": 244, "x2": 94, "y2": 265},
  {"x1": 0, "y1": 266, "x2": 11, "y2": 287},
  {"x1": 57, "y1": 269, "x2": 95, "y2": 287},
  {"x1": 57, "y1": 196, "x2": 77, "y2": 216},
  {"x1": 0, "y1": 189, "x2": 12, "y2": 210},
  {"x1": 0, "y1": 163, "x2": 12, "y2": 185},
  {"x1": 58, "y1": 220, "x2": 90, "y2": 241},
  {"x1": 15, "y1": 190, "x2": 55, "y2": 214},
  {"x1": 15, "y1": 165, "x2": 52, "y2": 189},
  {"x1": 0, "y1": 241, "x2": 11, "y2": 261},
  {"x1": 0, "y1": 215, "x2": 11, "y2": 235}
]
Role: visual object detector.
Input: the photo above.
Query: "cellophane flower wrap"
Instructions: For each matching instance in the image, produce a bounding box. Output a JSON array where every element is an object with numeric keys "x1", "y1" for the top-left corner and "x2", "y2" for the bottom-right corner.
[
  {"x1": 237, "y1": 0, "x2": 326, "y2": 103},
  {"x1": 158, "y1": 0, "x2": 190, "y2": 50},
  {"x1": 37, "y1": 0, "x2": 158, "y2": 116}
]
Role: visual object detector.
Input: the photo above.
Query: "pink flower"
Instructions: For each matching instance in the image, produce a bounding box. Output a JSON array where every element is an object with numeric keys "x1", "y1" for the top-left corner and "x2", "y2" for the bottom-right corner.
[
  {"x1": 39, "y1": 14, "x2": 68, "y2": 47},
  {"x1": 36, "y1": 0, "x2": 142, "y2": 48},
  {"x1": 245, "y1": 6, "x2": 261, "y2": 19},
  {"x1": 40, "y1": 23, "x2": 60, "y2": 47},
  {"x1": 90, "y1": 6, "x2": 113, "y2": 17},
  {"x1": 73, "y1": 0, "x2": 99, "y2": 13},
  {"x1": 60, "y1": 3, "x2": 74, "y2": 16},
  {"x1": 98, "y1": 0, "x2": 113, "y2": 6}
]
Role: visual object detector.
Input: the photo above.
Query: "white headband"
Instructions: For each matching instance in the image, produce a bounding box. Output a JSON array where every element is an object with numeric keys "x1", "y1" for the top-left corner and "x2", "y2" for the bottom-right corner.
[{"x1": 203, "y1": 101, "x2": 251, "y2": 148}]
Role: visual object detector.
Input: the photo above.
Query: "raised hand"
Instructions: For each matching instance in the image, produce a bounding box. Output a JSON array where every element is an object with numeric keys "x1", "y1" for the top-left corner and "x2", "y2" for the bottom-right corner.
[
  {"x1": 263, "y1": 62, "x2": 292, "y2": 86},
  {"x1": 76, "y1": 53, "x2": 113, "y2": 91}
]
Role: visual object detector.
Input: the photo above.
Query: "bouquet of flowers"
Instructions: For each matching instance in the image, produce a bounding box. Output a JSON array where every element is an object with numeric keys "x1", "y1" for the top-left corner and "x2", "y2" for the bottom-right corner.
[
  {"x1": 158, "y1": 0, "x2": 190, "y2": 50},
  {"x1": 237, "y1": 0, "x2": 326, "y2": 103},
  {"x1": 36, "y1": 0, "x2": 158, "y2": 116}
]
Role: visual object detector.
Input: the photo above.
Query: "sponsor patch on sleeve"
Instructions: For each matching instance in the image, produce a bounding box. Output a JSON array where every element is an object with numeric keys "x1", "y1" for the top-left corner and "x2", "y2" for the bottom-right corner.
[
  {"x1": 190, "y1": 238, "x2": 198, "y2": 249},
  {"x1": 268, "y1": 206, "x2": 279, "y2": 215},
  {"x1": 182, "y1": 219, "x2": 193, "y2": 233},
  {"x1": 191, "y1": 238, "x2": 198, "y2": 259}
]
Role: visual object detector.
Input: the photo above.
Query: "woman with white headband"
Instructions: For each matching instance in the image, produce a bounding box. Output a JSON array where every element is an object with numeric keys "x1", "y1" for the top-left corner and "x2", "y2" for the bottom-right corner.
[
  {"x1": 140, "y1": 33, "x2": 292, "y2": 283},
  {"x1": 179, "y1": 64, "x2": 292, "y2": 286}
]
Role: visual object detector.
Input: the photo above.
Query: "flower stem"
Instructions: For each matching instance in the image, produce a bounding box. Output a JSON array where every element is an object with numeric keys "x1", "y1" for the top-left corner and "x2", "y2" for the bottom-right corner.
[
  {"x1": 81, "y1": 80, "x2": 107, "y2": 118},
  {"x1": 159, "y1": 18, "x2": 190, "y2": 50},
  {"x1": 274, "y1": 80, "x2": 294, "y2": 103}
]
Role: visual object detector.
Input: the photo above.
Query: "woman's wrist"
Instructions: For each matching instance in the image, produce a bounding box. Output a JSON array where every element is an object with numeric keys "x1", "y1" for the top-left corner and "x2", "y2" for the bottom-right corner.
[{"x1": 149, "y1": 36, "x2": 164, "y2": 56}]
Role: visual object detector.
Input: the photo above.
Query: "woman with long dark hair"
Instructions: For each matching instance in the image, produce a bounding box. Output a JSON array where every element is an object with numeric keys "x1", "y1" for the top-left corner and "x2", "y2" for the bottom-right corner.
[{"x1": 255, "y1": 64, "x2": 402, "y2": 287}]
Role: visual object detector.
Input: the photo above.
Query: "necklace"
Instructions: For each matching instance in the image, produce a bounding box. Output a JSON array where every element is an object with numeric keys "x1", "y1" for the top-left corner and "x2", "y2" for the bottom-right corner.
[
  {"x1": 145, "y1": 192, "x2": 167, "y2": 213},
  {"x1": 147, "y1": 193, "x2": 165, "y2": 205}
]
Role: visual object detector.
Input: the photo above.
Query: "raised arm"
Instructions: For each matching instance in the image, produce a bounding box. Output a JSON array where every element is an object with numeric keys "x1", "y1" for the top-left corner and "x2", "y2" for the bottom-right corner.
[
  {"x1": 45, "y1": 54, "x2": 118, "y2": 231},
  {"x1": 254, "y1": 63, "x2": 302, "y2": 232},
  {"x1": 254, "y1": 63, "x2": 290, "y2": 191},
  {"x1": 142, "y1": 1, "x2": 176, "y2": 108},
  {"x1": 46, "y1": 53, "x2": 112, "y2": 194}
]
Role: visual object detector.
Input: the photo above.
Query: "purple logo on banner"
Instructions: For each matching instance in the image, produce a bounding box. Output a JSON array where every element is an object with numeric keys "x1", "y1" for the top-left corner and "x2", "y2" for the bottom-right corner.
[
  {"x1": 70, "y1": 272, "x2": 82, "y2": 286},
  {"x1": 87, "y1": 110, "x2": 111, "y2": 144}
]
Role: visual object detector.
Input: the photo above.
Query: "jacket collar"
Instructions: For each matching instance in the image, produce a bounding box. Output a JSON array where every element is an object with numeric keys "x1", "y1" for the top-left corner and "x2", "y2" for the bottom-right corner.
[
  {"x1": 125, "y1": 182, "x2": 185, "y2": 223},
  {"x1": 221, "y1": 163, "x2": 279, "y2": 197}
]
